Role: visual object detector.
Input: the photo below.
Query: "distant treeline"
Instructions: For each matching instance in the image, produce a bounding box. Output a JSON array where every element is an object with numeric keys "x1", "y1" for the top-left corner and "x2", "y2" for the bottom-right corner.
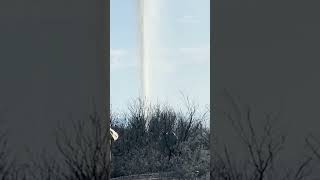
[
  {"x1": 5, "y1": 93, "x2": 320, "y2": 180},
  {"x1": 0, "y1": 98, "x2": 210, "y2": 180}
]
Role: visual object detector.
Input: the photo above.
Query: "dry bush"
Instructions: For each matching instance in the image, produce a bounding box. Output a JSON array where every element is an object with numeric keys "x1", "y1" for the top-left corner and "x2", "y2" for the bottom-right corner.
[{"x1": 212, "y1": 90, "x2": 312, "y2": 180}]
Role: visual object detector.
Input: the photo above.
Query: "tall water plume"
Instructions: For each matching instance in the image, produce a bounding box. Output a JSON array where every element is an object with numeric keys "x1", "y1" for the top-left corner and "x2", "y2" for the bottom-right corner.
[
  {"x1": 137, "y1": 0, "x2": 161, "y2": 102},
  {"x1": 137, "y1": 0, "x2": 162, "y2": 128}
]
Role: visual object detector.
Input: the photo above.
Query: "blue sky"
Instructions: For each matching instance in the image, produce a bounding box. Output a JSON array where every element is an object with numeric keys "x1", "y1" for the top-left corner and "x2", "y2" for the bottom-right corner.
[{"x1": 110, "y1": 0, "x2": 210, "y2": 114}]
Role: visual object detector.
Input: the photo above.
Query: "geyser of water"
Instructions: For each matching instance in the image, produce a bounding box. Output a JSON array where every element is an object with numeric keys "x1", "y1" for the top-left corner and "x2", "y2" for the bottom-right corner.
[
  {"x1": 138, "y1": 0, "x2": 149, "y2": 101},
  {"x1": 137, "y1": 0, "x2": 159, "y2": 102},
  {"x1": 137, "y1": 0, "x2": 160, "y2": 128}
]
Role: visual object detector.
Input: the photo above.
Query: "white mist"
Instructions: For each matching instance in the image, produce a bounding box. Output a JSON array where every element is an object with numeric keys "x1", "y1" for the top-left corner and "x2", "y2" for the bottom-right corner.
[{"x1": 137, "y1": 0, "x2": 162, "y2": 102}]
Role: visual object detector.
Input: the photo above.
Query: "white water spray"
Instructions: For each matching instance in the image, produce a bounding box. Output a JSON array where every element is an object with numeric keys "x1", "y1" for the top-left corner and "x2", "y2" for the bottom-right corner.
[
  {"x1": 137, "y1": 0, "x2": 161, "y2": 128},
  {"x1": 138, "y1": 0, "x2": 149, "y2": 101},
  {"x1": 137, "y1": 0, "x2": 160, "y2": 102}
]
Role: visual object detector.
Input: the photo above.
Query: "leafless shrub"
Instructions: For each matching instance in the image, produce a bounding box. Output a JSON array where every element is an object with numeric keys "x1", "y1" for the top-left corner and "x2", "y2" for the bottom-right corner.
[
  {"x1": 111, "y1": 98, "x2": 209, "y2": 179},
  {"x1": 55, "y1": 110, "x2": 110, "y2": 180},
  {"x1": 27, "y1": 149, "x2": 62, "y2": 180},
  {"x1": 212, "y1": 90, "x2": 312, "y2": 180}
]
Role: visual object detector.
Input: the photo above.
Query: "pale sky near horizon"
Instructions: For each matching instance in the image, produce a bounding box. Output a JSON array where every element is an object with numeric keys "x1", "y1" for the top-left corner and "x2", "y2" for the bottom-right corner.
[{"x1": 110, "y1": 0, "x2": 210, "y2": 115}]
